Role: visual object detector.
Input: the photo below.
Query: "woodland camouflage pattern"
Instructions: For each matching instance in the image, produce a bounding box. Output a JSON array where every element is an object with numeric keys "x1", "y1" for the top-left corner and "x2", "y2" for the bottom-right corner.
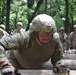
[
  {"x1": 0, "y1": 14, "x2": 63, "y2": 68},
  {"x1": 0, "y1": 31, "x2": 63, "y2": 68}
]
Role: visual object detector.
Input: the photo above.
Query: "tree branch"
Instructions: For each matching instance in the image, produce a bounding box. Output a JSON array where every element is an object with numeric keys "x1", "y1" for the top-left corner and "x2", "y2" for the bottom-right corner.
[{"x1": 26, "y1": 0, "x2": 43, "y2": 31}]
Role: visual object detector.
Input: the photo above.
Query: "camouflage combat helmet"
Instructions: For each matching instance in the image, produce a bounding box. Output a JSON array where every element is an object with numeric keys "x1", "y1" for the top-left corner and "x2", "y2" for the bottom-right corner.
[
  {"x1": 0, "y1": 24, "x2": 5, "y2": 30},
  {"x1": 60, "y1": 27, "x2": 65, "y2": 31},
  {"x1": 29, "y1": 14, "x2": 57, "y2": 34},
  {"x1": 73, "y1": 24, "x2": 76, "y2": 28},
  {"x1": 16, "y1": 22, "x2": 23, "y2": 26}
]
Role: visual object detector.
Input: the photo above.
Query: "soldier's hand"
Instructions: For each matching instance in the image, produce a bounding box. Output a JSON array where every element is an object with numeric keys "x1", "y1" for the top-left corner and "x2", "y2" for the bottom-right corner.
[
  {"x1": 1, "y1": 64, "x2": 21, "y2": 75},
  {"x1": 53, "y1": 64, "x2": 70, "y2": 75}
]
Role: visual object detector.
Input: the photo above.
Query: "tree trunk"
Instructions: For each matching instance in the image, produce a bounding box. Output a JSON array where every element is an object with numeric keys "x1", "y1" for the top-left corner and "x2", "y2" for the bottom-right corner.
[
  {"x1": 1, "y1": 6, "x2": 5, "y2": 24},
  {"x1": 0, "y1": 1, "x2": 6, "y2": 24},
  {"x1": 27, "y1": 0, "x2": 34, "y2": 8},
  {"x1": 26, "y1": 0, "x2": 43, "y2": 31},
  {"x1": 70, "y1": 0, "x2": 74, "y2": 32},
  {"x1": 14, "y1": 11, "x2": 18, "y2": 28},
  {"x1": 6, "y1": 0, "x2": 11, "y2": 33},
  {"x1": 55, "y1": 0, "x2": 61, "y2": 11},
  {"x1": 45, "y1": 0, "x2": 47, "y2": 14},
  {"x1": 64, "y1": 0, "x2": 69, "y2": 33}
]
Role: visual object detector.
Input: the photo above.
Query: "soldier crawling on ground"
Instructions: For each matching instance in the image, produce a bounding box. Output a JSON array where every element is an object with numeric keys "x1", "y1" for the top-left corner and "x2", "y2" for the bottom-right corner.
[{"x1": 0, "y1": 14, "x2": 70, "y2": 75}]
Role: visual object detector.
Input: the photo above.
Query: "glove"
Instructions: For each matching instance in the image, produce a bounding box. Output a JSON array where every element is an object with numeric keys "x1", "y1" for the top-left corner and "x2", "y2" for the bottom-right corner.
[
  {"x1": 1, "y1": 64, "x2": 21, "y2": 75},
  {"x1": 53, "y1": 64, "x2": 70, "y2": 75}
]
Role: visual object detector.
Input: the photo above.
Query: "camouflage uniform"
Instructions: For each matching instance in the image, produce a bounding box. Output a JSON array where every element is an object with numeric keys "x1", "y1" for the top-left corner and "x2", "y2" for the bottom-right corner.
[
  {"x1": 0, "y1": 28, "x2": 4, "y2": 38},
  {"x1": 13, "y1": 28, "x2": 25, "y2": 34},
  {"x1": 0, "y1": 24, "x2": 9, "y2": 39},
  {"x1": 0, "y1": 31, "x2": 63, "y2": 68},
  {"x1": 69, "y1": 31, "x2": 76, "y2": 49},
  {"x1": 13, "y1": 22, "x2": 25, "y2": 34},
  {"x1": 59, "y1": 27, "x2": 69, "y2": 52},
  {"x1": 0, "y1": 14, "x2": 63, "y2": 69}
]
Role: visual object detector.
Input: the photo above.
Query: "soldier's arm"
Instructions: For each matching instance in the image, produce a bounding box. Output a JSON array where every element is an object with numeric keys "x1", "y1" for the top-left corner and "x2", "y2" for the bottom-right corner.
[
  {"x1": 0, "y1": 33, "x2": 21, "y2": 64},
  {"x1": 51, "y1": 41, "x2": 63, "y2": 66},
  {"x1": 0, "y1": 32, "x2": 29, "y2": 64},
  {"x1": 51, "y1": 41, "x2": 70, "y2": 74},
  {"x1": 0, "y1": 31, "x2": 29, "y2": 75},
  {"x1": 0, "y1": 45, "x2": 20, "y2": 75},
  {"x1": 69, "y1": 32, "x2": 73, "y2": 48},
  {"x1": 0, "y1": 33, "x2": 22, "y2": 75}
]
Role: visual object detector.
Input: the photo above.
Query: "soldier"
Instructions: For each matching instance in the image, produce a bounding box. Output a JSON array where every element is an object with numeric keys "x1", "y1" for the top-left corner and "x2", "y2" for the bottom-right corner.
[
  {"x1": 13, "y1": 22, "x2": 25, "y2": 34},
  {"x1": 0, "y1": 24, "x2": 9, "y2": 38},
  {"x1": 69, "y1": 25, "x2": 76, "y2": 50},
  {"x1": 59, "y1": 27, "x2": 69, "y2": 52},
  {"x1": 0, "y1": 14, "x2": 69, "y2": 75},
  {"x1": 10, "y1": 22, "x2": 25, "y2": 58}
]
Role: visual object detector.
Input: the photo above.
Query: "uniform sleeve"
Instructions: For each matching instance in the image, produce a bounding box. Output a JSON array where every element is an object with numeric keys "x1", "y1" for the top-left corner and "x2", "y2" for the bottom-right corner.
[
  {"x1": 0, "y1": 33, "x2": 20, "y2": 50},
  {"x1": 51, "y1": 41, "x2": 63, "y2": 66},
  {"x1": 68, "y1": 32, "x2": 73, "y2": 47},
  {"x1": 0, "y1": 33, "x2": 21, "y2": 62},
  {"x1": 0, "y1": 31, "x2": 30, "y2": 62}
]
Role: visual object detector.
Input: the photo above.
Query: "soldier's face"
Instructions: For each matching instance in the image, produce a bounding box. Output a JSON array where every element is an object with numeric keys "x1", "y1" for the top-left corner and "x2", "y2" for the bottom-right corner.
[
  {"x1": 60, "y1": 30, "x2": 64, "y2": 33},
  {"x1": 17, "y1": 25, "x2": 22, "y2": 30},
  {"x1": 38, "y1": 32, "x2": 52, "y2": 43}
]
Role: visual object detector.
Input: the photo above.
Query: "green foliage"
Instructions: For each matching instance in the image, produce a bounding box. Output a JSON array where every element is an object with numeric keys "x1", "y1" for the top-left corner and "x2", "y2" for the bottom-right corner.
[
  {"x1": 10, "y1": 0, "x2": 28, "y2": 29},
  {"x1": 54, "y1": 15, "x2": 64, "y2": 32},
  {"x1": 0, "y1": 0, "x2": 76, "y2": 32}
]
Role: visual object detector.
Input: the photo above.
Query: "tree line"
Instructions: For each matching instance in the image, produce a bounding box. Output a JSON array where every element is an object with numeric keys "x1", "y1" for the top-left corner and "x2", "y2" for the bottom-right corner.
[{"x1": 0, "y1": 0, "x2": 76, "y2": 34}]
